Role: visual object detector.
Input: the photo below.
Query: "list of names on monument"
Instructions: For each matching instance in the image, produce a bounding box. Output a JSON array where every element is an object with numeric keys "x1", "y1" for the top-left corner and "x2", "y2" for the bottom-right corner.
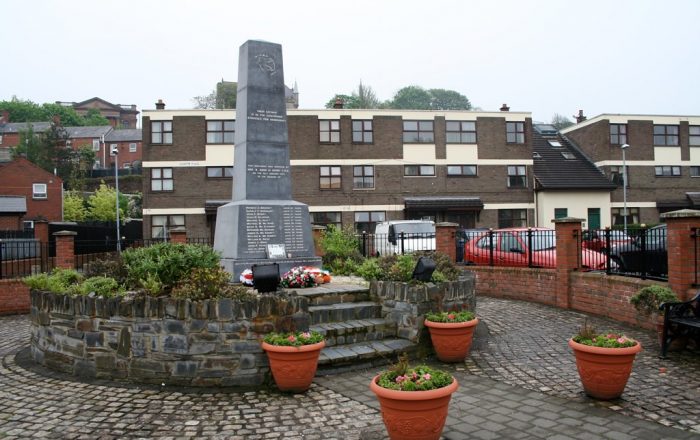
[
  {"x1": 244, "y1": 206, "x2": 277, "y2": 252},
  {"x1": 282, "y1": 206, "x2": 305, "y2": 251},
  {"x1": 247, "y1": 164, "x2": 289, "y2": 179}
]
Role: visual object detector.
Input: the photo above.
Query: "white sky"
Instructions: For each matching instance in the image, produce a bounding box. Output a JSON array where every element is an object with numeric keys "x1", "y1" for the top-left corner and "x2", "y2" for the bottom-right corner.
[{"x1": 2, "y1": 0, "x2": 699, "y2": 124}]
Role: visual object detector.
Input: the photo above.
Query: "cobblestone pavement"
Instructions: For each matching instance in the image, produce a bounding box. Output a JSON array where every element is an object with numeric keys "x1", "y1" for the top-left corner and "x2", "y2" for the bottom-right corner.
[{"x1": 1, "y1": 296, "x2": 699, "y2": 439}]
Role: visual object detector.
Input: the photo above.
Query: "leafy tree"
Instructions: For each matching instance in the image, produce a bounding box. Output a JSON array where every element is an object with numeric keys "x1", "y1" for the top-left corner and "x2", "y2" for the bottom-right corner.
[
  {"x1": 551, "y1": 113, "x2": 574, "y2": 130},
  {"x1": 82, "y1": 108, "x2": 110, "y2": 126},
  {"x1": 325, "y1": 81, "x2": 380, "y2": 109},
  {"x1": 86, "y1": 182, "x2": 127, "y2": 222},
  {"x1": 428, "y1": 88, "x2": 471, "y2": 110},
  {"x1": 63, "y1": 191, "x2": 88, "y2": 221},
  {"x1": 13, "y1": 125, "x2": 42, "y2": 163},
  {"x1": 193, "y1": 80, "x2": 237, "y2": 109},
  {"x1": 0, "y1": 97, "x2": 109, "y2": 126},
  {"x1": 386, "y1": 86, "x2": 434, "y2": 109},
  {"x1": 325, "y1": 94, "x2": 356, "y2": 109}
]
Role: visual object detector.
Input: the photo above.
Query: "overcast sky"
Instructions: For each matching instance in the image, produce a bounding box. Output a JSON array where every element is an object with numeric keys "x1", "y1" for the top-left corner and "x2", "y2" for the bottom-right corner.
[{"x1": 2, "y1": 0, "x2": 699, "y2": 124}]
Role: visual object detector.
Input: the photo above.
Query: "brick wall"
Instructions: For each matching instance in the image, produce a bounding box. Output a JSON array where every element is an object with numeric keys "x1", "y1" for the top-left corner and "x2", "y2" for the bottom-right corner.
[
  {"x1": 0, "y1": 279, "x2": 30, "y2": 315},
  {"x1": 0, "y1": 215, "x2": 22, "y2": 229}
]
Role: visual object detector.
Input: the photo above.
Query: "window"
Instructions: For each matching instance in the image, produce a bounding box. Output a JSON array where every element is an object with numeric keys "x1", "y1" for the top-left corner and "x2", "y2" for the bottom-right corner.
[
  {"x1": 352, "y1": 120, "x2": 373, "y2": 143},
  {"x1": 498, "y1": 209, "x2": 527, "y2": 228},
  {"x1": 404, "y1": 165, "x2": 435, "y2": 176},
  {"x1": 691, "y1": 166, "x2": 700, "y2": 177},
  {"x1": 320, "y1": 166, "x2": 341, "y2": 189},
  {"x1": 207, "y1": 166, "x2": 233, "y2": 178},
  {"x1": 319, "y1": 120, "x2": 340, "y2": 143},
  {"x1": 610, "y1": 124, "x2": 627, "y2": 145},
  {"x1": 151, "y1": 215, "x2": 185, "y2": 239},
  {"x1": 206, "y1": 120, "x2": 235, "y2": 144},
  {"x1": 447, "y1": 165, "x2": 477, "y2": 176},
  {"x1": 690, "y1": 126, "x2": 700, "y2": 146},
  {"x1": 151, "y1": 168, "x2": 173, "y2": 191},
  {"x1": 612, "y1": 207, "x2": 639, "y2": 226},
  {"x1": 353, "y1": 165, "x2": 374, "y2": 189},
  {"x1": 506, "y1": 122, "x2": 525, "y2": 143},
  {"x1": 609, "y1": 166, "x2": 629, "y2": 187},
  {"x1": 92, "y1": 139, "x2": 100, "y2": 151},
  {"x1": 554, "y1": 208, "x2": 568, "y2": 219},
  {"x1": 23, "y1": 220, "x2": 34, "y2": 231},
  {"x1": 653, "y1": 125, "x2": 679, "y2": 146},
  {"x1": 310, "y1": 212, "x2": 342, "y2": 228},
  {"x1": 354, "y1": 211, "x2": 385, "y2": 233},
  {"x1": 446, "y1": 121, "x2": 477, "y2": 143},
  {"x1": 507, "y1": 165, "x2": 527, "y2": 188},
  {"x1": 122, "y1": 162, "x2": 131, "y2": 169},
  {"x1": 655, "y1": 166, "x2": 681, "y2": 177},
  {"x1": 0, "y1": 135, "x2": 3, "y2": 145},
  {"x1": 32, "y1": 183, "x2": 47, "y2": 199},
  {"x1": 151, "y1": 121, "x2": 173, "y2": 144},
  {"x1": 129, "y1": 143, "x2": 137, "y2": 152},
  {"x1": 403, "y1": 120, "x2": 434, "y2": 143}
]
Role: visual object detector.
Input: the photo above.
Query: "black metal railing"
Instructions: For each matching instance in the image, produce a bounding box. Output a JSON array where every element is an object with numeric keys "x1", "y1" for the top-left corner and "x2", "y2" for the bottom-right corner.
[
  {"x1": 693, "y1": 227, "x2": 699, "y2": 287},
  {"x1": 357, "y1": 232, "x2": 436, "y2": 257},
  {"x1": 459, "y1": 229, "x2": 562, "y2": 269},
  {"x1": 0, "y1": 230, "x2": 34, "y2": 239},
  {"x1": 0, "y1": 240, "x2": 52, "y2": 279}
]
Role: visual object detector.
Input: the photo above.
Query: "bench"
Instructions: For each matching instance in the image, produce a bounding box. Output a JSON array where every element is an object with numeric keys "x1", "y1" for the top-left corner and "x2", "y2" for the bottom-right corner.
[{"x1": 659, "y1": 292, "x2": 700, "y2": 357}]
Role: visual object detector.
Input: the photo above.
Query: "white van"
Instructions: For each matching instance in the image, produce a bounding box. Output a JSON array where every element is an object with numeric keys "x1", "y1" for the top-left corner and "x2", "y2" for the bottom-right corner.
[{"x1": 373, "y1": 220, "x2": 436, "y2": 255}]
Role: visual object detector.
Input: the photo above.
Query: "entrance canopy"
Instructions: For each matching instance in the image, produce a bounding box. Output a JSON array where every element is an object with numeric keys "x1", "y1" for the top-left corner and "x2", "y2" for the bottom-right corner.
[{"x1": 404, "y1": 196, "x2": 484, "y2": 210}]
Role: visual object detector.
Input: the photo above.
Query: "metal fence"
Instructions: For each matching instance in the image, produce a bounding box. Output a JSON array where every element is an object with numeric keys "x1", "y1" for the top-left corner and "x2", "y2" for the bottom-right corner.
[
  {"x1": 357, "y1": 232, "x2": 436, "y2": 257},
  {"x1": 694, "y1": 228, "x2": 699, "y2": 287},
  {"x1": 0, "y1": 230, "x2": 34, "y2": 239},
  {"x1": 460, "y1": 229, "x2": 561, "y2": 269}
]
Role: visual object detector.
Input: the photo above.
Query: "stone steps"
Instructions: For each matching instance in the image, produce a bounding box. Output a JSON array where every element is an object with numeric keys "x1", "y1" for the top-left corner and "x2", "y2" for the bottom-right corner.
[
  {"x1": 310, "y1": 318, "x2": 396, "y2": 347},
  {"x1": 293, "y1": 284, "x2": 370, "y2": 306},
  {"x1": 308, "y1": 301, "x2": 382, "y2": 325},
  {"x1": 316, "y1": 338, "x2": 417, "y2": 375}
]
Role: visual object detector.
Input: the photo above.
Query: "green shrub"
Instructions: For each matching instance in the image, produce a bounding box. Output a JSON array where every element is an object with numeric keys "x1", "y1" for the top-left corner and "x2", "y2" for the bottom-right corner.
[
  {"x1": 320, "y1": 225, "x2": 363, "y2": 274},
  {"x1": 356, "y1": 258, "x2": 383, "y2": 281},
  {"x1": 69, "y1": 276, "x2": 124, "y2": 298},
  {"x1": 84, "y1": 256, "x2": 127, "y2": 283},
  {"x1": 387, "y1": 254, "x2": 416, "y2": 282},
  {"x1": 171, "y1": 266, "x2": 250, "y2": 300},
  {"x1": 355, "y1": 252, "x2": 461, "y2": 283},
  {"x1": 630, "y1": 285, "x2": 679, "y2": 316},
  {"x1": 121, "y1": 243, "x2": 220, "y2": 294},
  {"x1": 24, "y1": 268, "x2": 83, "y2": 293}
]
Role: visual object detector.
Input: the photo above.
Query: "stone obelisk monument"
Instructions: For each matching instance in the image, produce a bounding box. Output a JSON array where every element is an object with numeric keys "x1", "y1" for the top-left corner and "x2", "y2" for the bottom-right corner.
[{"x1": 214, "y1": 40, "x2": 321, "y2": 278}]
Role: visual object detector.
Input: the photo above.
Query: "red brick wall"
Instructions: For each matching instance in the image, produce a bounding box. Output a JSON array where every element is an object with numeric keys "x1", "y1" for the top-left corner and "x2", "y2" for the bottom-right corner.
[
  {"x1": 0, "y1": 157, "x2": 63, "y2": 221},
  {"x1": 0, "y1": 215, "x2": 22, "y2": 229},
  {"x1": 468, "y1": 266, "x2": 662, "y2": 331},
  {"x1": 0, "y1": 279, "x2": 30, "y2": 315}
]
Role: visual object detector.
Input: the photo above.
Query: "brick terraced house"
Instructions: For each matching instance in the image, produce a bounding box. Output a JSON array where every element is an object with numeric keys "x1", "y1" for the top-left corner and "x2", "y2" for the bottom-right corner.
[{"x1": 562, "y1": 114, "x2": 700, "y2": 225}]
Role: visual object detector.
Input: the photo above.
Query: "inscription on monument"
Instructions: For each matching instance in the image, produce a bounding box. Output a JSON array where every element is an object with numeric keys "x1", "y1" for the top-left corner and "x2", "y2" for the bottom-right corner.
[
  {"x1": 248, "y1": 109, "x2": 285, "y2": 123},
  {"x1": 282, "y1": 206, "x2": 305, "y2": 251},
  {"x1": 245, "y1": 206, "x2": 276, "y2": 252},
  {"x1": 247, "y1": 164, "x2": 290, "y2": 179}
]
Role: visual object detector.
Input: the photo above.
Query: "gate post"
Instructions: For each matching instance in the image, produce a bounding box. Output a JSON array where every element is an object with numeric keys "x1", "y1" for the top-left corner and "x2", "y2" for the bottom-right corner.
[
  {"x1": 436, "y1": 222, "x2": 459, "y2": 263},
  {"x1": 552, "y1": 217, "x2": 583, "y2": 309},
  {"x1": 662, "y1": 209, "x2": 700, "y2": 300},
  {"x1": 53, "y1": 230, "x2": 77, "y2": 270}
]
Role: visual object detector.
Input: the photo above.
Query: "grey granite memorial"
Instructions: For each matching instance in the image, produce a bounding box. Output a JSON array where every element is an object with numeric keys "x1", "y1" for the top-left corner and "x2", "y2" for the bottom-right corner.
[{"x1": 214, "y1": 40, "x2": 321, "y2": 279}]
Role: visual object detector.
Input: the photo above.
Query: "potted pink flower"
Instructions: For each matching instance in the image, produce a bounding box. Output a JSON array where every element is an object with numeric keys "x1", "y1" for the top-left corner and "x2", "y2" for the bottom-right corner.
[
  {"x1": 424, "y1": 310, "x2": 478, "y2": 362},
  {"x1": 261, "y1": 330, "x2": 325, "y2": 393}
]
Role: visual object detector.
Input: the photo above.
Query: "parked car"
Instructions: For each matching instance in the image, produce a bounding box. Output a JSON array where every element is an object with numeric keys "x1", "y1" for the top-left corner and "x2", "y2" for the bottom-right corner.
[
  {"x1": 373, "y1": 220, "x2": 435, "y2": 255},
  {"x1": 456, "y1": 228, "x2": 489, "y2": 263},
  {"x1": 582, "y1": 229, "x2": 633, "y2": 253},
  {"x1": 463, "y1": 227, "x2": 609, "y2": 271},
  {"x1": 608, "y1": 224, "x2": 667, "y2": 276}
]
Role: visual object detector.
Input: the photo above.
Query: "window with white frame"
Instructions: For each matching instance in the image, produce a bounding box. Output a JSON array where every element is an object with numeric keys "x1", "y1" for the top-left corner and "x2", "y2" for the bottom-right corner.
[
  {"x1": 206, "y1": 120, "x2": 235, "y2": 144},
  {"x1": 319, "y1": 120, "x2": 340, "y2": 143},
  {"x1": 446, "y1": 121, "x2": 477, "y2": 143},
  {"x1": 151, "y1": 168, "x2": 173, "y2": 191},
  {"x1": 612, "y1": 207, "x2": 639, "y2": 226},
  {"x1": 404, "y1": 165, "x2": 435, "y2": 176},
  {"x1": 32, "y1": 183, "x2": 47, "y2": 199},
  {"x1": 151, "y1": 215, "x2": 185, "y2": 239},
  {"x1": 151, "y1": 121, "x2": 173, "y2": 144},
  {"x1": 129, "y1": 142, "x2": 137, "y2": 152},
  {"x1": 447, "y1": 165, "x2": 477, "y2": 176},
  {"x1": 655, "y1": 165, "x2": 681, "y2": 177},
  {"x1": 92, "y1": 139, "x2": 100, "y2": 151},
  {"x1": 507, "y1": 165, "x2": 527, "y2": 188}
]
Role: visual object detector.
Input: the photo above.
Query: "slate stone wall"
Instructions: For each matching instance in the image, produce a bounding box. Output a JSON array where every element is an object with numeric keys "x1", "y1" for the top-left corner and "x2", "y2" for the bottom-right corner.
[
  {"x1": 29, "y1": 290, "x2": 310, "y2": 387},
  {"x1": 370, "y1": 274, "x2": 476, "y2": 343}
]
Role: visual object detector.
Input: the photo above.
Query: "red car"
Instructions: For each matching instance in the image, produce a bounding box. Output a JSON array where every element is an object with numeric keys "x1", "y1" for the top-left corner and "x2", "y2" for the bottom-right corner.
[
  {"x1": 582, "y1": 230, "x2": 633, "y2": 253},
  {"x1": 463, "y1": 227, "x2": 609, "y2": 271}
]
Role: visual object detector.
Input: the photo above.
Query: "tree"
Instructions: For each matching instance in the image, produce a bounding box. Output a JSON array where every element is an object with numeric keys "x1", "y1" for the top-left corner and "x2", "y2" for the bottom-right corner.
[
  {"x1": 63, "y1": 191, "x2": 88, "y2": 221},
  {"x1": 551, "y1": 113, "x2": 574, "y2": 130},
  {"x1": 0, "y1": 97, "x2": 109, "y2": 126},
  {"x1": 193, "y1": 80, "x2": 237, "y2": 109},
  {"x1": 427, "y1": 88, "x2": 471, "y2": 110},
  {"x1": 82, "y1": 108, "x2": 110, "y2": 126},
  {"x1": 86, "y1": 182, "x2": 127, "y2": 222},
  {"x1": 386, "y1": 86, "x2": 433, "y2": 109},
  {"x1": 325, "y1": 94, "x2": 356, "y2": 109},
  {"x1": 325, "y1": 81, "x2": 381, "y2": 109}
]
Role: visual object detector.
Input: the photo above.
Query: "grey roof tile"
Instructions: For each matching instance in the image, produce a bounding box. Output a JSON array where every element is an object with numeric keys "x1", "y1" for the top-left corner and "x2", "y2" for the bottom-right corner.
[
  {"x1": 104, "y1": 129, "x2": 141, "y2": 142},
  {"x1": 0, "y1": 196, "x2": 27, "y2": 213}
]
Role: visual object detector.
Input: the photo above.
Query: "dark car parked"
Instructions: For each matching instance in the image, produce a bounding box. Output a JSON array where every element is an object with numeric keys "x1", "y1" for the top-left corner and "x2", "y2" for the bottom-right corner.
[{"x1": 608, "y1": 224, "x2": 667, "y2": 277}]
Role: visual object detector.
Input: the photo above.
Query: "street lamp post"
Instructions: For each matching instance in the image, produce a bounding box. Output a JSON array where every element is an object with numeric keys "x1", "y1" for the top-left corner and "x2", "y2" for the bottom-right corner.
[
  {"x1": 620, "y1": 143, "x2": 629, "y2": 235},
  {"x1": 110, "y1": 145, "x2": 121, "y2": 253}
]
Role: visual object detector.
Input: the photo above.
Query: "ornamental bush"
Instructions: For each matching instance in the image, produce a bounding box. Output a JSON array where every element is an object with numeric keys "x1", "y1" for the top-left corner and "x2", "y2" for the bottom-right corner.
[{"x1": 375, "y1": 354, "x2": 453, "y2": 391}]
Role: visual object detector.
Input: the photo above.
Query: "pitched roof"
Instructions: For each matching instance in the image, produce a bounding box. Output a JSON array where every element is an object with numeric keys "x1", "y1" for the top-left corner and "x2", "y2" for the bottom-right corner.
[
  {"x1": 532, "y1": 125, "x2": 617, "y2": 191},
  {"x1": 65, "y1": 125, "x2": 113, "y2": 138},
  {"x1": 105, "y1": 129, "x2": 142, "y2": 142},
  {"x1": 0, "y1": 195, "x2": 27, "y2": 213},
  {"x1": 0, "y1": 121, "x2": 51, "y2": 134}
]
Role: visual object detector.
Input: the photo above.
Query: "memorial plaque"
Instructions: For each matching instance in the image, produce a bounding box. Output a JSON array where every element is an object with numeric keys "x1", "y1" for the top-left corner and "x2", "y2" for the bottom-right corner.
[{"x1": 214, "y1": 40, "x2": 321, "y2": 278}]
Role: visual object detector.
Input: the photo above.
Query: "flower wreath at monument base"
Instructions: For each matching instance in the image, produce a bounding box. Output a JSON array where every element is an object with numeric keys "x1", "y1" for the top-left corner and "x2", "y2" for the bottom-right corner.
[{"x1": 239, "y1": 266, "x2": 331, "y2": 288}]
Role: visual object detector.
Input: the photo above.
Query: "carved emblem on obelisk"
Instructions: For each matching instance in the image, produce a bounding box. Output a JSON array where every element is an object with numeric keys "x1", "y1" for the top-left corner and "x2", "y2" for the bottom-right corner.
[{"x1": 255, "y1": 53, "x2": 277, "y2": 76}]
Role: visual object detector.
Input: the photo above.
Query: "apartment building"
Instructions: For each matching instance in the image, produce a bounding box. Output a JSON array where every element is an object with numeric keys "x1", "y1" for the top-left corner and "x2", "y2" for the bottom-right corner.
[{"x1": 562, "y1": 114, "x2": 700, "y2": 225}]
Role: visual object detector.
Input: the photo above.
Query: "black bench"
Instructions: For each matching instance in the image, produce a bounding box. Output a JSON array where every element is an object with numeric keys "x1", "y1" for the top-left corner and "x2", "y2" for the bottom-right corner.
[{"x1": 659, "y1": 292, "x2": 700, "y2": 357}]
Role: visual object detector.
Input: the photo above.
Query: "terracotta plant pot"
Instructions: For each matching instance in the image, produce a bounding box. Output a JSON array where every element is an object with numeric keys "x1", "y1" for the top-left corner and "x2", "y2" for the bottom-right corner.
[
  {"x1": 261, "y1": 340, "x2": 325, "y2": 393},
  {"x1": 424, "y1": 318, "x2": 479, "y2": 362},
  {"x1": 568, "y1": 338, "x2": 641, "y2": 400},
  {"x1": 370, "y1": 375, "x2": 458, "y2": 440}
]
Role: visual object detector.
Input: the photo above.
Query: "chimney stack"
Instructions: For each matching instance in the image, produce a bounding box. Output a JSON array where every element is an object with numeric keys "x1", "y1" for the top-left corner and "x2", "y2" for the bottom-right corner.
[
  {"x1": 500, "y1": 103, "x2": 510, "y2": 112},
  {"x1": 0, "y1": 110, "x2": 8, "y2": 125},
  {"x1": 574, "y1": 109, "x2": 587, "y2": 123},
  {"x1": 155, "y1": 99, "x2": 166, "y2": 110},
  {"x1": 333, "y1": 97, "x2": 344, "y2": 109}
]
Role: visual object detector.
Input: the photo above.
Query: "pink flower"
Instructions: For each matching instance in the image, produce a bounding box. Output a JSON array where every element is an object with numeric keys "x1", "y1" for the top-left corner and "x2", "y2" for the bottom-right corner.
[
  {"x1": 395, "y1": 375, "x2": 406, "y2": 383},
  {"x1": 617, "y1": 337, "x2": 627, "y2": 344},
  {"x1": 422, "y1": 373, "x2": 431, "y2": 380},
  {"x1": 411, "y1": 372, "x2": 418, "y2": 380},
  {"x1": 301, "y1": 332, "x2": 311, "y2": 339},
  {"x1": 448, "y1": 314, "x2": 456, "y2": 320},
  {"x1": 287, "y1": 335, "x2": 296, "y2": 342}
]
